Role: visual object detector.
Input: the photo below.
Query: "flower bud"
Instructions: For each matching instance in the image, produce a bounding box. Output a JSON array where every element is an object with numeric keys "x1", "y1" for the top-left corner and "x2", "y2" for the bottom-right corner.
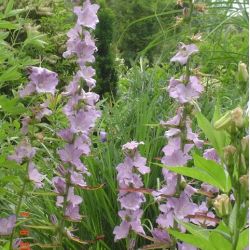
[
  {"x1": 214, "y1": 107, "x2": 244, "y2": 130},
  {"x1": 194, "y1": 4, "x2": 206, "y2": 12},
  {"x1": 239, "y1": 175, "x2": 249, "y2": 191},
  {"x1": 241, "y1": 136, "x2": 249, "y2": 152},
  {"x1": 231, "y1": 107, "x2": 244, "y2": 128},
  {"x1": 238, "y1": 61, "x2": 248, "y2": 82},
  {"x1": 213, "y1": 194, "x2": 231, "y2": 217},
  {"x1": 223, "y1": 145, "x2": 237, "y2": 161},
  {"x1": 183, "y1": 7, "x2": 189, "y2": 18},
  {"x1": 100, "y1": 131, "x2": 107, "y2": 143},
  {"x1": 50, "y1": 214, "x2": 58, "y2": 225}
]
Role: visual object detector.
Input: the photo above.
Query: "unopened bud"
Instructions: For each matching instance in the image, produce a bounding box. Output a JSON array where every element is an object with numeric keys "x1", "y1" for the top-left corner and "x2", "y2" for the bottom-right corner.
[
  {"x1": 214, "y1": 107, "x2": 244, "y2": 130},
  {"x1": 50, "y1": 214, "x2": 58, "y2": 225},
  {"x1": 231, "y1": 107, "x2": 244, "y2": 128},
  {"x1": 213, "y1": 194, "x2": 231, "y2": 217},
  {"x1": 241, "y1": 136, "x2": 249, "y2": 152},
  {"x1": 183, "y1": 7, "x2": 189, "y2": 18},
  {"x1": 238, "y1": 61, "x2": 248, "y2": 82},
  {"x1": 35, "y1": 132, "x2": 44, "y2": 141},
  {"x1": 240, "y1": 175, "x2": 249, "y2": 191},
  {"x1": 224, "y1": 145, "x2": 237, "y2": 161},
  {"x1": 194, "y1": 4, "x2": 207, "y2": 12}
]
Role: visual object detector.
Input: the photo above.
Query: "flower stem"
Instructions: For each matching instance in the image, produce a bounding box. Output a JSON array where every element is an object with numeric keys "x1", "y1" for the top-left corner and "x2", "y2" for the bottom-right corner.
[
  {"x1": 57, "y1": 172, "x2": 70, "y2": 250},
  {"x1": 9, "y1": 163, "x2": 29, "y2": 250}
]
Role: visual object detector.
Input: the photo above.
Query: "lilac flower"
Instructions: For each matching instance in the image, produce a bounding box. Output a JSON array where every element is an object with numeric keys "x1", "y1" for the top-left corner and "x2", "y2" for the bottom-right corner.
[
  {"x1": 73, "y1": 0, "x2": 99, "y2": 29},
  {"x1": 52, "y1": 177, "x2": 66, "y2": 194},
  {"x1": 168, "y1": 76, "x2": 204, "y2": 104},
  {"x1": 70, "y1": 170, "x2": 87, "y2": 187},
  {"x1": 160, "y1": 108, "x2": 183, "y2": 127},
  {"x1": 203, "y1": 148, "x2": 220, "y2": 162},
  {"x1": 0, "y1": 215, "x2": 16, "y2": 235},
  {"x1": 62, "y1": 78, "x2": 79, "y2": 96},
  {"x1": 119, "y1": 192, "x2": 146, "y2": 210},
  {"x1": 77, "y1": 66, "x2": 96, "y2": 89},
  {"x1": 122, "y1": 141, "x2": 144, "y2": 152},
  {"x1": 201, "y1": 183, "x2": 219, "y2": 194},
  {"x1": 151, "y1": 228, "x2": 171, "y2": 243},
  {"x1": 57, "y1": 129, "x2": 74, "y2": 143},
  {"x1": 21, "y1": 117, "x2": 31, "y2": 135},
  {"x1": 178, "y1": 242, "x2": 197, "y2": 250},
  {"x1": 74, "y1": 134, "x2": 91, "y2": 156},
  {"x1": 156, "y1": 193, "x2": 197, "y2": 228},
  {"x1": 8, "y1": 141, "x2": 36, "y2": 164},
  {"x1": 56, "y1": 187, "x2": 82, "y2": 208},
  {"x1": 35, "y1": 101, "x2": 52, "y2": 121},
  {"x1": 113, "y1": 209, "x2": 145, "y2": 241},
  {"x1": 12, "y1": 238, "x2": 21, "y2": 250},
  {"x1": 190, "y1": 202, "x2": 216, "y2": 227},
  {"x1": 28, "y1": 162, "x2": 46, "y2": 188},
  {"x1": 65, "y1": 203, "x2": 82, "y2": 221},
  {"x1": 170, "y1": 43, "x2": 198, "y2": 65},
  {"x1": 58, "y1": 143, "x2": 88, "y2": 173},
  {"x1": 100, "y1": 131, "x2": 107, "y2": 142},
  {"x1": 50, "y1": 214, "x2": 58, "y2": 225},
  {"x1": 82, "y1": 91, "x2": 100, "y2": 106},
  {"x1": 69, "y1": 108, "x2": 101, "y2": 133},
  {"x1": 19, "y1": 67, "x2": 58, "y2": 97},
  {"x1": 161, "y1": 137, "x2": 193, "y2": 166},
  {"x1": 152, "y1": 169, "x2": 177, "y2": 198}
]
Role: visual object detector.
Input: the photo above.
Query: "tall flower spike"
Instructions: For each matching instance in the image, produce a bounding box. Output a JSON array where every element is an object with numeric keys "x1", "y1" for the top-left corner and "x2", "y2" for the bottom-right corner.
[
  {"x1": 114, "y1": 141, "x2": 150, "y2": 241},
  {"x1": 152, "y1": 44, "x2": 216, "y2": 249},
  {"x1": 54, "y1": 0, "x2": 101, "y2": 243}
]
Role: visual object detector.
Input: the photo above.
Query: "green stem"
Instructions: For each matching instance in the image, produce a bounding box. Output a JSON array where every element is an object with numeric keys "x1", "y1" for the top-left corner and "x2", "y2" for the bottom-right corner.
[
  {"x1": 9, "y1": 163, "x2": 29, "y2": 250},
  {"x1": 57, "y1": 172, "x2": 70, "y2": 250}
]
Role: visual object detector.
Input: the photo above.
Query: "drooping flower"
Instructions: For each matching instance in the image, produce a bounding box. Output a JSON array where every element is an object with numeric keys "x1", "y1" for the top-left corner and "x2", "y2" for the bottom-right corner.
[
  {"x1": 168, "y1": 76, "x2": 204, "y2": 104},
  {"x1": 203, "y1": 148, "x2": 220, "y2": 162},
  {"x1": 0, "y1": 215, "x2": 16, "y2": 236},
  {"x1": 58, "y1": 143, "x2": 89, "y2": 173},
  {"x1": 8, "y1": 141, "x2": 36, "y2": 164},
  {"x1": 151, "y1": 228, "x2": 172, "y2": 243},
  {"x1": 113, "y1": 209, "x2": 145, "y2": 241},
  {"x1": 100, "y1": 131, "x2": 107, "y2": 142},
  {"x1": 19, "y1": 67, "x2": 58, "y2": 97},
  {"x1": 177, "y1": 242, "x2": 197, "y2": 250},
  {"x1": 170, "y1": 43, "x2": 198, "y2": 65},
  {"x1": 73, "y1": 0, "x2": 99, "y2": 29},
  {"x1": 28, "y1": 162, "x2": 46, "y2": 188}
]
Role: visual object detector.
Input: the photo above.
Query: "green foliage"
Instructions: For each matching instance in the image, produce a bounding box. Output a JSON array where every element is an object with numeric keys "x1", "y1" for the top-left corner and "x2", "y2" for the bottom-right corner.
[
  {"x1": 166, "y1": 153, "x2": 232, "y2": 193},
  {"x1": 95, "y1": 0, "x2": 118, "y2": 97}
]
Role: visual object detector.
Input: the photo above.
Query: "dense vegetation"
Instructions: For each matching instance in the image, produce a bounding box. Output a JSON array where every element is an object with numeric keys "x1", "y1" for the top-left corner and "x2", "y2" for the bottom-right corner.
[{"x1": 0, "y1": 0, "x2": 248, "y2": 250}]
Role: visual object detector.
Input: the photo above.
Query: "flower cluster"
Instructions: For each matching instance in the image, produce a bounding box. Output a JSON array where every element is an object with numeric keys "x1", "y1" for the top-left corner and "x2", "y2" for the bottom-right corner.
[
  {"x1": 0, "y1": 65, "x2": 58, "y2": 241},
  {"x1": 113, "y1": 141, "x2": 150, "y2": 241},
  {"x1": 152, "y1": 44, "x2": 216, "y2": 248},
  {"x1": 52, "y1": 0, "x2": 100, "y2": 232}
]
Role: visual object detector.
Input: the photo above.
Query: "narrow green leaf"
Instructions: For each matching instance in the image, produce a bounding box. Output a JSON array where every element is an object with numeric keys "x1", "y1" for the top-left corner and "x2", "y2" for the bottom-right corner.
[
  {"x1": 196, "y1": 112, "x2": 230, "y2": 156},
  {"x1": 167, "y1": 166, "x2": 226, "y2": 192},
  {"x1": 168, "y1": 229, "x2": 214, "y2": 250},
  {"x1": 209, "y1": 231, "x2": 232, "y2": 250},
  {"x1": 193, "y1": 154, "x2": 231, "y2": 192},
  {"x1": 236, "y1": 228, "x2": 249, "y2": 250},
  {"x1": 4, "y1": 0, "x2": 14, "y2": 15},
  {"x1": 177, "y1": 220, "x2": 210, "y2": 240},
  {"x1": 0, "y1": 20, "x2": 19, "y2": 30},
  {"x1": 0, "y1": 66, "x2": 21, "y2": 82}
]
